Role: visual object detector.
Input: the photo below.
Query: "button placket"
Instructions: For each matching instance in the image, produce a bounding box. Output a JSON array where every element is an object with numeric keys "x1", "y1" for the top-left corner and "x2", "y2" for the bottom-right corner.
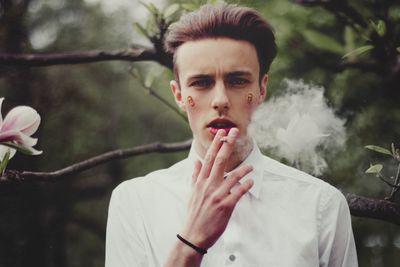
[{"x1": 224, "y1": 209, "x2": 240, "y2": 265}]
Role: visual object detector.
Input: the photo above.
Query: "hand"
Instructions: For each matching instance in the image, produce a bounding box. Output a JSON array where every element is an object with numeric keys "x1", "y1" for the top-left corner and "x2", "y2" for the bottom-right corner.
[{"x1": 180, "y1": 128, "x2": 254, "y2": 250}]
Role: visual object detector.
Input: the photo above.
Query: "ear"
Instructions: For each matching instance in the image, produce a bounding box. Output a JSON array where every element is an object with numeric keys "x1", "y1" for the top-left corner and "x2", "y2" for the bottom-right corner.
[
  {"x1": 170, "y1": 80, "x2": 186, "y2": 112},
  {"x1": 259, "y1": 74, "x2": 268, "y2": 104}
]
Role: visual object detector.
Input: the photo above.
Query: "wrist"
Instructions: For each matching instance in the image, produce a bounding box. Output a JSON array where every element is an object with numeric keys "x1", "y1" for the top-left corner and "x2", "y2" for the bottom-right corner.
[
  {"x1": 177, "y1": 234, "x2": 208, "y2": 255},
  {"x1": 164, "y1": 239, "x2": 204, "y2": 267}
]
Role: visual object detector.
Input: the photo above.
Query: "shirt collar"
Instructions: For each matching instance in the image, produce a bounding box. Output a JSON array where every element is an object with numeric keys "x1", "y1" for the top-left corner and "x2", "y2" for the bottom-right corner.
[{"x1": 188, "y1": 139, "x2": 264, "y2": 199}]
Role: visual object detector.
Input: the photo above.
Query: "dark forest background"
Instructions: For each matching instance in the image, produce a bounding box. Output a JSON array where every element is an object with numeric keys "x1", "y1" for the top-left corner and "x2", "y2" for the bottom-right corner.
[{"x1": 0, "y1": 0, "x2": 399, "y2": 266}]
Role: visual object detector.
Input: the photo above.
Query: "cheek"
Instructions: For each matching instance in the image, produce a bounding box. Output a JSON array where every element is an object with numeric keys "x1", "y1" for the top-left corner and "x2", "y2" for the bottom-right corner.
[
  {"x1": 237, "y1": 91, "x2": 260, "y2": 118},
  {"x1": 185, "y1": 95, "x2": 200, "y2": 122}
]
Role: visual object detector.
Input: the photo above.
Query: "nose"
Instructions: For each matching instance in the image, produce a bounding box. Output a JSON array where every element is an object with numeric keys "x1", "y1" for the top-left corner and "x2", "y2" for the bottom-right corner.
[{"x1": 211, "y1": 82, "x2": 230, "y2": 113}]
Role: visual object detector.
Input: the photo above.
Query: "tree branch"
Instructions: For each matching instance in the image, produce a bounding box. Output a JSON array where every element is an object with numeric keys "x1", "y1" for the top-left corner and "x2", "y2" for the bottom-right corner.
[
  {"x1": 1, "y1": 138, "x2": 400, "y2": 225},
  {"x1": 346, "y1": 194, "x2": 400, "y2": 225},
  {"x1": 0, "y1": 48, "x2": 173, "y2": 69},
  {"x1": 0, "y1": 139, "x2": 192, "y2": 183}
]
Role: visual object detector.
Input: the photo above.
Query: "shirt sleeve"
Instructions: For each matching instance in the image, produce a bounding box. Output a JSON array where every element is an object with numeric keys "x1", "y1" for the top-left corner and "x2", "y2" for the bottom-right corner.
[
  {"x1": 318, "y1": 186, "x2": 358, "y2": 267},
  {"x1": 105, "y1": 183, "x2": 148, "y2": 267}
]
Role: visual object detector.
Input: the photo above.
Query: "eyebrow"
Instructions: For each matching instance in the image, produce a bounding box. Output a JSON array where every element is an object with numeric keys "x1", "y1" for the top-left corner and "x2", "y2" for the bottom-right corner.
[
  {"x1": 187, "y1": 74, "x2": 213, "y2": 81},
  {"x1": 225, "y1": 71, "x2": 253, "y2": 78},
  {"x1": 186, "y1": 71, "x2": 253, "y2": 82}
]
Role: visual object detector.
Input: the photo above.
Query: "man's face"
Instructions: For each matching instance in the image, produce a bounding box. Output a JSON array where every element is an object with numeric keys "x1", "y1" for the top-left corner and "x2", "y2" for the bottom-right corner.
[{"x1": 171, "y1": 38, "x2": 268, "y2": 157}]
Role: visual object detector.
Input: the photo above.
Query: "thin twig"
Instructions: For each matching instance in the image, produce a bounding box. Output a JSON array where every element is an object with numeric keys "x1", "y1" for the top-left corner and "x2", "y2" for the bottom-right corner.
[
  {"x1": 0, "y1": 139, "x2": 192, "y2": 183},
  {"x1": 0, "y1": 48, "x2": 172, "y2": 69},
  {"x1": 128, "y1": 67, "x2": 188, "y2": 123},
  {"x1": 377, "y1": 173, "x2": 400, "y2": 189},
  {"x1": 146, "y1": 87, "x2": 188, "y2": 122},
  {"x1": 389, "y1": 163, "x2": 400, "y2": 200}
]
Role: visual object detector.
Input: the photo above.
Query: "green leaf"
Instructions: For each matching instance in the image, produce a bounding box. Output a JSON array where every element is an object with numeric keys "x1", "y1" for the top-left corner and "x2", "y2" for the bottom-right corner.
[
  {"x1": 342, "y1": 45, "x2": 373, "y2": 59},
  {"x1": 396, "y1": 47, "x2": 400, "y2": 53},
  {"x1": 0, "y1": 141, "x2": 34, "y2": 155},
  {"x1": 370, "y1": 20, "x2": 386, "y2": 37},
  {"x1": 365, "y1": 164, "x2": 383, "y2": 174},
  {"x1": 344, "y1": 27, "x2": 355, "y2": 48},
  {"x1": 344, "y1": 27, "x2": 356, "y2": 60},
  {"x1": 303, "y1": 30, "x2": 344, "y2": 55},
  {"x1": 133, "y1": 22, "x2": 149, "y2": 38},
  {"x1": 164, "y1": 4, "x2": 180, "y2": 19},
  {"x1": 370, "y1": 20, "x2": 377, "y2": 30},
  {"x1": 141, "y1": 1, "x2": 158, "y2": 15},
  {"x1": 376, "y1": 20, "x2": 386, "y2": 37},
  {"x1": 0, "y1": 151, "x2": 10, "y2": 174},
  {"x1": 365, "y1": 145, "x2": 392, "y2": 156},
  {"x1": 208, "y1": 0, "x2": 228, "y2": 4},
  {"x1": 144, "y1": 72, "x2": 156, "y2": 88},
  {"x1": 182, "y1": 3, "x2": 198, "y2": 11},
  {"x1": 130, "y1": 68, "x2": 143, "y2": 81}
]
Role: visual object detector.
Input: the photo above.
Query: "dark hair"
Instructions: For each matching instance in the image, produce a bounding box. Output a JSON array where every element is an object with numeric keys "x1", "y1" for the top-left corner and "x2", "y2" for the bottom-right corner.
[{"x1": 164, "y1": 4, "x2": 277, "y2": 82}]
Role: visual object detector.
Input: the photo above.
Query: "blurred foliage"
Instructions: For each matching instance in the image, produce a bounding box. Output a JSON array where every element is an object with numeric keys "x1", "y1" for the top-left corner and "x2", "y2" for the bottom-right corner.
[
  {"x1": 0, "y1": 0, "x2": 399, "y2": 266},
  {"x1": 364, "y1": 143, "x2": 400, "y2": 201}
]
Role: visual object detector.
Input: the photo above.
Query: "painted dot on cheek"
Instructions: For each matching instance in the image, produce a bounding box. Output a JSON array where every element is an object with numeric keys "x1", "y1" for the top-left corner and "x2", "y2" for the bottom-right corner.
[
  {"x1": 247, "y1": 93, "x2": 253, "y2": 104},
  {"x1": 187, "y1": 96, "x2": 195, "y2": 107}
]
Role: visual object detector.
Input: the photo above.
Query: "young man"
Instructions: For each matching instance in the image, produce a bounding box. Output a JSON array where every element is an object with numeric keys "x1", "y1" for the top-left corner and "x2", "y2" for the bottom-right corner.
[{"x1": 106, "y1": 4, "x2": 358, "y2": 267}]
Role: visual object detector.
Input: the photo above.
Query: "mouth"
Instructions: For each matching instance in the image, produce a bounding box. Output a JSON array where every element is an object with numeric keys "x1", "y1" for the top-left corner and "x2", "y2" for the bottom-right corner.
[{"x1": 207, "y1": 118, "x2": 237, "y2": 135}]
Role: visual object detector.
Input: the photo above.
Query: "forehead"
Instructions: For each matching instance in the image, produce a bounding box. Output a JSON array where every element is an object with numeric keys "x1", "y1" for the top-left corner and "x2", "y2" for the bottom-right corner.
[{"x1": 175, "y1": 38, "x2": 259, "y2": 81}]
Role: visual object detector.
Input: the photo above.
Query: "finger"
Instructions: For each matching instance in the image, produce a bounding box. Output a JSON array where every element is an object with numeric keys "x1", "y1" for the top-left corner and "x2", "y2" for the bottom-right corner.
[
  {"x1": 192, "y1": 160, "x2": 202, "y2": 185},
  {"x1": 198, "y1": 129, "x2": 226, "y2": 179},
  {"x1": 225, "y1": 179, "x2": 254, "y2": 204},
  {"x1": 208, "y1": 128, "x2": 239, "y2": 182},
  {"x1": 216, "y1": 164, "x2": 253, "y2": 196}
]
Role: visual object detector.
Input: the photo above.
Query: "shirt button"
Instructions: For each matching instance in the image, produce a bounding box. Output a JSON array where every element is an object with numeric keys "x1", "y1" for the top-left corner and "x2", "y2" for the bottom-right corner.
[{"x1": 229, "y1": 254, "x2": 236, "y2": 261}]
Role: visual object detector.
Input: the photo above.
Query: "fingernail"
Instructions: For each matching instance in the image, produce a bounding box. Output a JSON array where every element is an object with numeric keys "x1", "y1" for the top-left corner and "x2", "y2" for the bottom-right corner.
[
  {"x1": 217, "y1": 129, "x2": 225, "y2": 137},
  {"x1": 229, "y1": 128, "x2": 238, "y2": 137}
]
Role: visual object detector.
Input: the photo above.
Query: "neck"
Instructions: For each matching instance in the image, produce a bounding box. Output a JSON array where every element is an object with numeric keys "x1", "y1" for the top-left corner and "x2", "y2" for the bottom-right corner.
[
  {"x1": 194, "y1": 136, "x2": 253, "y2": 172},
  {"x1": 225, "y1": 136, "x2": 253, "y2": 172}
]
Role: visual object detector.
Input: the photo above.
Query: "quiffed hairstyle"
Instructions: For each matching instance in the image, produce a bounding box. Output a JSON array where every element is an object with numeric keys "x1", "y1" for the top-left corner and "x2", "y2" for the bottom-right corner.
[{"x1": 164, "y1": 4, "x2": 277, "y2": 82}]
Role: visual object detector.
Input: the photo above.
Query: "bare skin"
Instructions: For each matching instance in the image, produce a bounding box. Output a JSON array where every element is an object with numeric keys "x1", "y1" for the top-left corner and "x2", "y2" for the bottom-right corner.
[{"x1": 164, "y1": 128, "x2": 254, "y2": 267}]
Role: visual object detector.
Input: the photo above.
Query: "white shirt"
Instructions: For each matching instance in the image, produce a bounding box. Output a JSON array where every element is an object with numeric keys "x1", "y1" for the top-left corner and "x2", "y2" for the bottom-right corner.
[{"x1": 106, "y1": 142, "x2": 358, "y2": 267}]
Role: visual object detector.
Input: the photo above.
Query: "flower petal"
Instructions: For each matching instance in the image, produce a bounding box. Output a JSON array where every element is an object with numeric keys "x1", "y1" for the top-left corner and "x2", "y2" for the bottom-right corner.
[
  {"x1": 16, "y1": 132, "x2": 38, "y2": 147},
  {"x1": 21, "y1": 114, "x2": 41, "y2": 136},
  {"x1": 0, "y1": 130, "x2": 37, "y2": 147},
  {"x1": 24, "y1": 146, "x2": 42, "y2": 155},
  {"x1": 2, "y1": 106, "x2": 41, "y2": 136},
  {"x1": 0, "y1": 97, "x2": 4, "y2": 126},
  {"x1": 0, "y1": 130, "x2": 22, "y2": 143}
]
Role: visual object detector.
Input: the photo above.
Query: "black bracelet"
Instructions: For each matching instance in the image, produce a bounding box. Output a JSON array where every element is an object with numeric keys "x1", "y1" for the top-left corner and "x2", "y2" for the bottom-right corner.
[{"x1": 176, "y1": 234, "x2": 207, "y2": 255}]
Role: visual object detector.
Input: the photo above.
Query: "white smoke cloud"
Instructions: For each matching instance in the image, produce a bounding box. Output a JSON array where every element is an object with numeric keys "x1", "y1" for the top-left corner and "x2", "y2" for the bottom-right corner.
[{"x1": 249, "y1": 79, "x2": 346, "y2": 176}]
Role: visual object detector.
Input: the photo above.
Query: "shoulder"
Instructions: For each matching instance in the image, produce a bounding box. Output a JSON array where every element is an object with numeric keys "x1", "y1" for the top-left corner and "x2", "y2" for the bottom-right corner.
[
  {"x1": 112, "y1": 157, "x2": 191, "y2": 198},
  {"x1": 259, "y1": 153, "x2": 345, "y2": 202}
]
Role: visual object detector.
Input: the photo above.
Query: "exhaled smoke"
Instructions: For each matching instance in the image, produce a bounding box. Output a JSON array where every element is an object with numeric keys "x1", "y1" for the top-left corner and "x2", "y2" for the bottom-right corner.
[{"x1": 249, "y1": 79, "x2": 346, "y2": 176}]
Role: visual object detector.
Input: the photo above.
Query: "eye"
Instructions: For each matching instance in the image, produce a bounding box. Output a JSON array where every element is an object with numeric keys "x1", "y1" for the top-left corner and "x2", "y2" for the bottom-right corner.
[
  {"x1": 228, "y1": 78, "x2": 250, "y2": 87},
  {"x1": 189, "y1": 79, "x2": 214, "y2": 88}
]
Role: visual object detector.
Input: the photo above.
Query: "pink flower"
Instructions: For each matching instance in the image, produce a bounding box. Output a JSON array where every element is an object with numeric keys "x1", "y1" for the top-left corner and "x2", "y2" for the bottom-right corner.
[{"x1": 0, "y1": 97, "x2": 42, "y2": 158}]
